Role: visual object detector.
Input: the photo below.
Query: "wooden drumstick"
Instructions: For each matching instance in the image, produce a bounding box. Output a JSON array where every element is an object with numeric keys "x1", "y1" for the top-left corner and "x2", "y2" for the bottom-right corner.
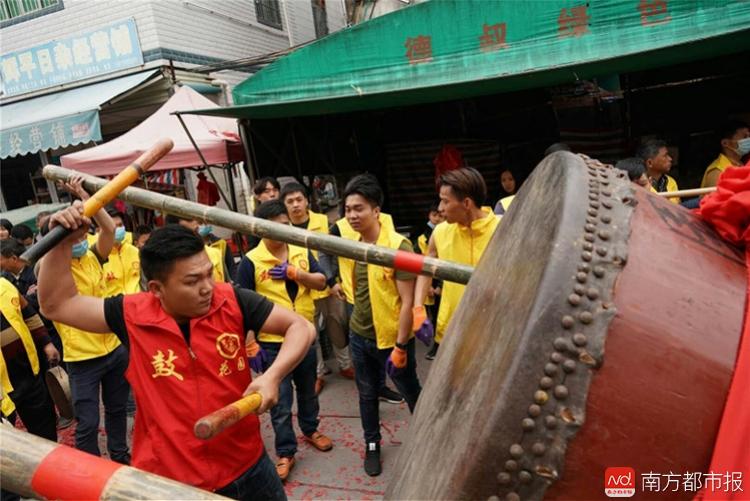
[
  {"x1": 20, "y1": 138, "x2": 174, "y2": 265},
  {"x1": 193, "y1": 392, "x2": 262, "y2": 440},
  {"x1": 654, "y1": 186, "x2": 716, "y2": 198}
]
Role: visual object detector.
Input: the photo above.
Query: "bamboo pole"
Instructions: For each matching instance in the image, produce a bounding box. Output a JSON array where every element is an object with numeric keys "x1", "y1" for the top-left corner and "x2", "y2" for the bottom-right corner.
[
  {"x1": 194, "y1": 392, "x2": 262, "y2": 440},
  {"x1": 0, "y1": 425, "x2": 228, "y2": 500},
  {"x1": 42, "y1": 166, "x2": 474, "y2": 285},
  {"x1": 654, "y1": 186, "x2": 716, "y2": 198}
]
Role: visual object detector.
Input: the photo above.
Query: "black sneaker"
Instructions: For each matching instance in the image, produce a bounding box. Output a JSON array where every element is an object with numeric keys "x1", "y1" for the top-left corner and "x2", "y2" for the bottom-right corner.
[
  {"x1": 364, "y1": 442, "x2": 381, "y2": 476},
  {"x1": 378, "y1": 386, "x2": 404, "y2": 404},
  {"x1": 425, "y1": 342, "x2": 439, "y2": 360}
]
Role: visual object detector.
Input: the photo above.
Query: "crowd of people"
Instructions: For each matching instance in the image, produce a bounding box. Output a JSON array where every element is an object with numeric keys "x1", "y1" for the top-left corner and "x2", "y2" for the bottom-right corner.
[{"x1": 0, "y1": 118, "x2": 747, "y2": 500}]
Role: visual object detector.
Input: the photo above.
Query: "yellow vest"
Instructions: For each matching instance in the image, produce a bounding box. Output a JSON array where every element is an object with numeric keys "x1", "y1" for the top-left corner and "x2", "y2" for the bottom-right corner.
[
  {"x1": 336, "y1": 213, "x2": 395, "y2": 304},
  {"x1": 496, "y1": 195, "x2": 515, "y2": 215},
  {"x1": 205, "y1": 245, "x2": 225, "y2": 282},
  {"x1": 357, "y1": 226, "x2": 414, "y2": 350},
  {"x1": 103, "y1": 242, "x2": 141, "y2": 296},
  {"x1": 0, "y1": 278, "x2": 40, "y2": 416},
  {"x1": 248, "y1": 241, "x2": 315, "y2": 343},
  {"x1": 701, "y1": 153, "x2": 735, "y2": 188},
  {"x1": 305, "y1": 211, "x2": 330, "y2": 300},
  {"x1": 433, "y1": 209, "x2": 500, "y2": 343},
  {"x1": 662, "y1": 175, "x2": 680, "y2": 204},
  {"x1": 53, "y1": 252, "x2": 121, "y2": 362}
]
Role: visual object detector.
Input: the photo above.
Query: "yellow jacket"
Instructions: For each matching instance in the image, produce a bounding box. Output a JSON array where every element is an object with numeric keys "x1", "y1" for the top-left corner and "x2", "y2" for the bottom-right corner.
[
  {"x1": 306, "y1": 211, "x2": 330, "y2": 300},
  {"x1": 433, "y1": 209, "x2": 500, "y2": 343},
  {"x1": 248, "y1": 241, "x2": 314, "y2": 343},
  {"x1": 205, "y1": 245, "x2": 225, "y2": 283},
  {"x1": 103, "y1": 242, "x2": 141, "y2": 296},
  {"x1": 701, "y1": 153, "x2": 734, "y2": 188},
  {"x1": 336, "y1": 213, "x2": 395, "y2": 304},
  {"x1": 0, "y1": 278, "x2": 40, "y2": 416},
  {"x1": 54, "y1": 252, "x2": 121, "y2": 362},
  {"x1": 356, "y1": 226, "x2": 414, "y2": 350}
]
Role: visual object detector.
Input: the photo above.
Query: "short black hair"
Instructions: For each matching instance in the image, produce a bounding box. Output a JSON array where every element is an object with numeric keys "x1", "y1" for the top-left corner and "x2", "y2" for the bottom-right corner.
[
  {"x1": 140, "y1": 224, "x2": 205, "y2": 281},
  {"x1": 164, "y1": 214, "x2": 193, "y2": 225},
  {"x1": 637, "y1": 139, "x2": 667, "y2": 161},
  {"x1": 428, "y1": 200, "x2": 440, "y2": 213},
  {"x1": 134, "y1": 225, "x2": 152, "y2": 240},
  {"x1": 615, "y1": 157, "x2": 646, "y2": 182},
  {"x1": 10, "y1": 224, "x2": 33, "y2": 241},
  {"x1": 439, "y1": 167, "x2": 487, "y2": 208},
  {"x1": 280, "y1": 182, "x2": 308, "y2": 202},
  {"x1": 545, "y1": 143, "x2": 571, "y2": 156},
  {"x1": 0, "y1": 219, "x2": 12, "y2": 233},
  {"x1": 718, "y1": 119, "x2": 749, "y2": 141},
  {"x1": 254, "y1": 199, "x2": 288, "y2": 221},
  {"x1": 253, "y1": 176, "x2": 280, "y2": 196},
  {"x1": 0, "y1": 238, "x2": 25, "y2": 258},
  {"x1": 342, "y1": 174, "x2": 383, "y2": 208},
  {"x1": 106, "y1": 208, "x2": 125, "y2": 221}
]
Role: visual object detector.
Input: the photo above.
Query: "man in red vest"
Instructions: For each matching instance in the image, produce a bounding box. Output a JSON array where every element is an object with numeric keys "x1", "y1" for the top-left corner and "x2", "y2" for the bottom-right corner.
[{"x1": 39, "y1": 202, "x2": 316, "y2": 500}]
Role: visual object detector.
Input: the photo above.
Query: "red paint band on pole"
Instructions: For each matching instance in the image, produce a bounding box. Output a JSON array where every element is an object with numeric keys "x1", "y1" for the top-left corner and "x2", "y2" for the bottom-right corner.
[
  {"x1": 394, "y1": 250, "x2": 425, "y2": 275},
  {"x1": 31, "y1": 445, "x2": 123, "y2": 501}
]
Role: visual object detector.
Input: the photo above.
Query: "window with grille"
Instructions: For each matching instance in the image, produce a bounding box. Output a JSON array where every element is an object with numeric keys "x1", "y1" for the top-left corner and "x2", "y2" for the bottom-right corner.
[
  {"x1": 0, "y1": 0, "x2": 60, "y2": 23},
  {"x1": 254, "y1": 0, "x2": 282, "y2": 29}
]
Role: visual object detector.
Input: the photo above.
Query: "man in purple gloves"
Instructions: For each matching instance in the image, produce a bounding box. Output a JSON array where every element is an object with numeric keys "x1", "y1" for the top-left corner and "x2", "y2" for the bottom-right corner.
[
  {"x1": 341, "y1": 174, "x2": 422, "y2": 477},
  {"x1": 235, "y1": 200, "x2": 333, "y2": 482}
]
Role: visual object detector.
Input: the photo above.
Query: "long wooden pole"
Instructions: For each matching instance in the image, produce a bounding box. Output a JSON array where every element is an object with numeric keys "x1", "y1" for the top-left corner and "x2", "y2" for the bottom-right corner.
[
  {"x1": 654, "y1": 186, "x2": 716, "y2": 198},
  {"x1": 194, "y1": 392, "x2": 262, "y2": 440},
  {"x1": 42, "y1": 166, "x2": 474, "y2": 285},
  {"x1": 0, "y1": 425, "x2": 228, "y2": 500}
]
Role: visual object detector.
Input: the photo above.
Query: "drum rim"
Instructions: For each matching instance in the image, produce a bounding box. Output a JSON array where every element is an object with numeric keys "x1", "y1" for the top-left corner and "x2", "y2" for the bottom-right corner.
[{"x1": 45, "y1": 366, "x2": 74, "y2": 420}]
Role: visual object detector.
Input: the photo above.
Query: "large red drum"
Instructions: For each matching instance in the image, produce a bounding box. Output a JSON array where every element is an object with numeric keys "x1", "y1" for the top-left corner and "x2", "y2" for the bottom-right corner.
[{"x1": 386, "y1": 152, "x2": 745, "y2": 500}]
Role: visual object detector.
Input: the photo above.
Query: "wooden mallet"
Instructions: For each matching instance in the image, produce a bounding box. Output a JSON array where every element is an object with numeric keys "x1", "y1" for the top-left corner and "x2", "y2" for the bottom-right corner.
[
  {"x1": 194, "y1": 392, "x2": 263, "y2": 440},
  {"x1": 20, "y1": 138, "x2": 174, "y2": 265}
]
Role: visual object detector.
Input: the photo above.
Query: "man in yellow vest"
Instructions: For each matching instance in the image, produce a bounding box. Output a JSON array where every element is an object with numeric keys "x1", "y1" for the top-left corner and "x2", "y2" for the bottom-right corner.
[
  {"x1": 0, "y1": 277, "x2": 59, "y2": 441},
  {"x1": 94, "y1": 210, "x2": 142, "y2": 296},
  {"x1": 166, "y1": 215, "x2": 227, "y2": 283},
  {"x1": 236, "y1": 199, "x2": 333, "y2": 481},
  {"x1": 340, "y1": 174, "x2": 421, "y2": 477},
  {"x1": 701, "y1": 120, "x2": 750, "y2": 188},
  {"x1": 281, "y1": 182, "x2": 353, "y2": 394},
  {"x1": 414, "y1": 167, "x2": 501, "y2": 360},
  {"x1": 637, "y1": 139, "x2": 680, "y2": 204},
  {"x1": 49, "y1": 175, "x2": 131, "y2": 464}
]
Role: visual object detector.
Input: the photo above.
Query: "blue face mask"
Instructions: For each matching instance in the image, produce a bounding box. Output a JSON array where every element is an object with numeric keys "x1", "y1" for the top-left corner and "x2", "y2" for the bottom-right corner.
[
  {"x1": 198, "y1": 225, "x2": 213, "y2": 237},
  {"x1": 114, "y1": 226, "x2": 126, "y2": 243},
  {"x1": 72, "y1": 240, "x2": 89, "y2": 258},
  {"x1": 737, "y1": 137, "x2": 750, "y2": 157}
]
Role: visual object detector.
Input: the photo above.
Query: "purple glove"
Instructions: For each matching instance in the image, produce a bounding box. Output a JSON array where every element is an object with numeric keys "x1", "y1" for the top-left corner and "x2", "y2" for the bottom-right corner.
[
  {"x1": 269, "y1": 261, "x2": 298, "y2": 281},
  {"x1": 249, "y1": 347, "x2": 268, "y2": 373},
  {"x1": 385, "y1": 347, "x2": 407, "y2": 378},
  {"x1": 412, "y1": 306, "x2": 434, "y2": 346}
]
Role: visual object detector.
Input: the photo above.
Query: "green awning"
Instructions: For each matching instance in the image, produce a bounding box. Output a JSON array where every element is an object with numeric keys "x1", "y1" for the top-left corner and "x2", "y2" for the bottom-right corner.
[{"x1": 181, "y1": 0, "x2": 750, "y2": 120}]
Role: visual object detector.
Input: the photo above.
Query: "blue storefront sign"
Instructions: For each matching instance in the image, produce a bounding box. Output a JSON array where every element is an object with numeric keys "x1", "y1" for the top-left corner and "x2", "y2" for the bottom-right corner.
[{"x1": 0, "y1": 18, "x2": 143, "y2": 97}]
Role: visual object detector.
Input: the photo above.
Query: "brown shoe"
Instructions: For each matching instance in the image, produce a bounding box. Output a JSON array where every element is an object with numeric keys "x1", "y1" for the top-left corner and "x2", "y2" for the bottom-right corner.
[
  {"x1": 304, "y1": 431, "x2": 333, "y2": 452},
  {"x1": 339, "y1": 367, "x2": 355, "y2": 379},
  {"x1": 315, "y1": 377, "x2": 325, "y2": 395},
  {"x1": 276, "y1": 456, "x2": 295, "y2": 481}
]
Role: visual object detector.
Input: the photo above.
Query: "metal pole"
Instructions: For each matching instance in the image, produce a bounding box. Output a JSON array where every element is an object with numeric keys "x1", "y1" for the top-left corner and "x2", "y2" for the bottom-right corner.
[
  {"x1": 43, "y1": 165, "x2": 474, "y2": 285},
  {"x1": 0, "y1": 426, "x2": 227, "y2": 500}
]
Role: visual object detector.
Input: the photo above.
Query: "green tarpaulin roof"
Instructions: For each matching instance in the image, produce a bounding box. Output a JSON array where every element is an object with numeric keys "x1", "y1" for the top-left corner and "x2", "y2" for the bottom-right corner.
[{"x1": 181, "y1": 0, "x2": 750, "y2": 120}]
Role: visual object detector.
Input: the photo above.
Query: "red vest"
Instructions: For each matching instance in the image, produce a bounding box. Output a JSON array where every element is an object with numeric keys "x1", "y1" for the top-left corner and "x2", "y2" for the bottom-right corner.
[{"x1": 123, "y1": 283, "x2": 263, "y2": 491}]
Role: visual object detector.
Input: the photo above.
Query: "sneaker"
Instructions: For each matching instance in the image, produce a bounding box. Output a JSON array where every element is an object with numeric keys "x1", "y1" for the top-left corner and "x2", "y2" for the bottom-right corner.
[
  {"x1": 56, "y1": 416, "x2": 74, "y2": 430},
  {"x1": 339, "y1": 367, "x2": 355, "y2": 379},
  {"x1": 364, "y1": 442, "x2": 381, "y2": 476},
  {"x1": 304, "y1": 431, "x2": 333, "y2": 452},
  {"x1": 425, "y1": 342, "x2": 439, "y2": 360},
  {"x1": 315, "y1": 377, "x2": 325, "y2": 396},
  {"x1": 379, "y1": 386, "x2": 404, "y2": 404},
  {"x1": 276, "y1": 456, "x2": 295, "y2": 481}
]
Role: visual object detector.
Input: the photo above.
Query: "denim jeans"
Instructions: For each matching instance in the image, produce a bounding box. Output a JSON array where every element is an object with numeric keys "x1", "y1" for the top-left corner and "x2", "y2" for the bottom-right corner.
[
  {"x1": 260, "y1": 342, "x2": 320, "y2": 457},
  {"x1": 345, "y1": 302, "x2": 388, "y2": 391},
  {"x1": 215, "y1": 451, "x2": 287, "y2": 501},
  {"x1": 67, "y1": 344, "x2": 130, "y2": 464},
  {"x1": 349, "y1": 334, "x2": 422, "y2": 443}
]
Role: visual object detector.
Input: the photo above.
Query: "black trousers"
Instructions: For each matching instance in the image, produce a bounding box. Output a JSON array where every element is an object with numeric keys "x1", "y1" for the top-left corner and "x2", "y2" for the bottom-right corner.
[{"x1": 9, "y1": 371, "x2": 57, "y2": 442}]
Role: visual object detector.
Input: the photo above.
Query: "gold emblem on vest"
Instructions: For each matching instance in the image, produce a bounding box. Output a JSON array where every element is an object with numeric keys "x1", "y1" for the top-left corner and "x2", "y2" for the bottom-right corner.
[
  {"x1": 216, "y1": 333, "x2": 241, "y2": 359},
  {"x1": 151, "y1": 349, "x2": 183, "y2": 381},
  {"x1": 218, "y1": 360, "x2": 232, "y2": 377}
]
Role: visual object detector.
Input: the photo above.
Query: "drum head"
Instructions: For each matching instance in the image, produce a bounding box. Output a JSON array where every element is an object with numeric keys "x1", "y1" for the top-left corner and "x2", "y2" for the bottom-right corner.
[
  {"x1": 386, "y1": 153, "x2": 635, "y2": 500},
  {"x1": 46, "y1": 366, "x2": 74, "y2": 419}
]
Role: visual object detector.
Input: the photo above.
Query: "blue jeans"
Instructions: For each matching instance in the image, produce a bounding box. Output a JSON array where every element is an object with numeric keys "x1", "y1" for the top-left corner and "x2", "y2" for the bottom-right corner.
[
  {"x1": 215, "y1": 451, "x2": 287, "y2": 500},
  {"x1": 68, "y1": 344, "x2": 130, "y2": 464},
  {"x1": 349, "y1": 334, "x2": 422, "y2": 443},
  {"x1": 345, "y1": 302, "x2": 388, "y2": 392},
  {"x1": 260, "y1": 342, "x2": 320, "y2": 457}
]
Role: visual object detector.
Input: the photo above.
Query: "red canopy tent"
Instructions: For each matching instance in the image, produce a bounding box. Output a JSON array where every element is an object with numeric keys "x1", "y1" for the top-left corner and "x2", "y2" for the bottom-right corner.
[{"x1": 61, "y1": 86, "x2": 244, "y2": 175}]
